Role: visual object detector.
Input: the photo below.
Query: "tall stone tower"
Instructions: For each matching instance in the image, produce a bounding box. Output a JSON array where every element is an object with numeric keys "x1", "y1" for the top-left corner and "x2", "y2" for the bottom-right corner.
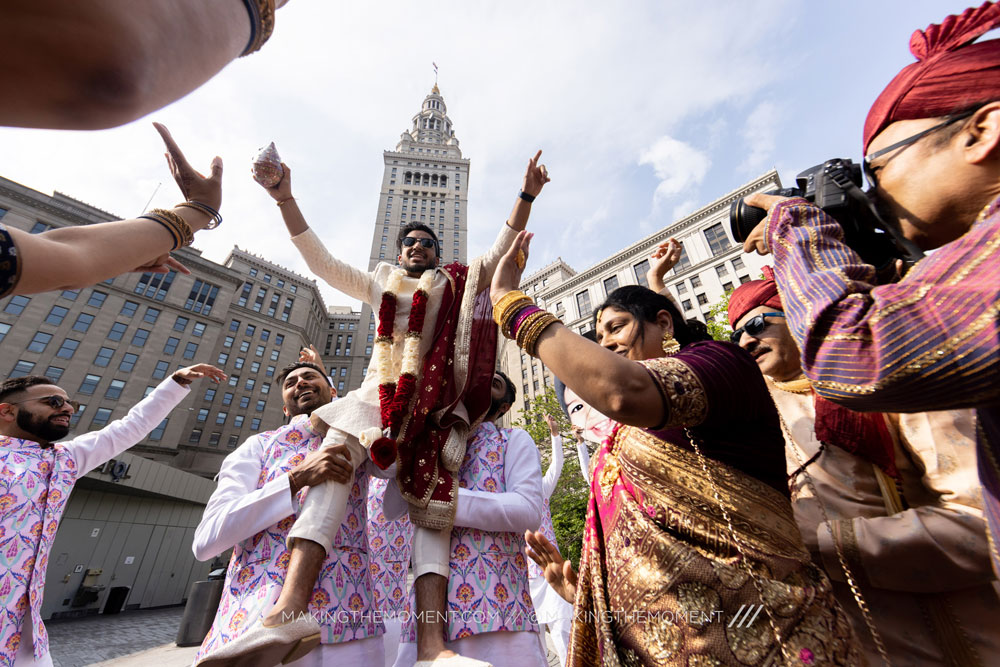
[{"x1": 356, "y1": 86, "x2": 471, "y2": 365}]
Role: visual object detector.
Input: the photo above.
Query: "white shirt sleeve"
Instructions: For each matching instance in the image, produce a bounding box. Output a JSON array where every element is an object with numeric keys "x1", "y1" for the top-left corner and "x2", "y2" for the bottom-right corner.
[
  {"x1": 472, "y1": 222, "x2": 519, "y2": 293},
  {"x1": 64, "y1": 376, "x2": 189, "y2": 476},
  {"x1": 453, "y1": 427, "x2": 544, "y2": 533},
  {"x1": 541, "y1": 436, "x2": 564, "y2": 500},
  {"x1": 290, "y1": 228, "x2": 380, "y2": 304},
  {"x1": 576, "y1": 438, "x2": 591, "y2": 483},
  {"x1": 191, "y1": 434, "x2": 297, "y2": 561}
]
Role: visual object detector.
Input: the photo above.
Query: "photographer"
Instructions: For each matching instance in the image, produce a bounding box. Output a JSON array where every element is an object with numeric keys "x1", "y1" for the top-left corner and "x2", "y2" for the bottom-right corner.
[{"x1": 741, "y1": 2, "x2": 1000, "y2": 577}]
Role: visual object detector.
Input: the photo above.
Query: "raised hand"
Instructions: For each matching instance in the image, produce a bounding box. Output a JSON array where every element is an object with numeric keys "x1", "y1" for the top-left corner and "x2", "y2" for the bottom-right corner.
[
  {"x1": 171, "y1": 363, "x2": 227, "y2": 386},
  {"x1": 132, "y1": 254, "x2": 191, "y2": 276},
  {"x1": 259, "y1": 162, "x2": 294, "y2": 202},
  {"x1": 646, "y1": 238, "x2": 683, "y2": 292},
  {"x1": 522, "y1": 150, "x2": 551, "y2": 198},
  {"x1": 153, "y1": 123, "x2": 222, "y2": 210},
  {"x1": 298, "y1": 344, "x2": 326, "y2": 375},
  {"x1": 525, "y1": 530, "x2": 578, "y2": 603},
  {"x1": 545, "y1": 414, "x2": 560, "y2": 438},
  {"x1": 490, "y1": 230, "x2": 532, "y2": 306}
]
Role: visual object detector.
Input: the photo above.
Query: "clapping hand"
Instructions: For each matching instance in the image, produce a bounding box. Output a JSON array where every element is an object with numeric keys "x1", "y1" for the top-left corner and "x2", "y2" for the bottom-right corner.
[{"x1": 525, "y1": 530, "x2": 578, "y2": 603}]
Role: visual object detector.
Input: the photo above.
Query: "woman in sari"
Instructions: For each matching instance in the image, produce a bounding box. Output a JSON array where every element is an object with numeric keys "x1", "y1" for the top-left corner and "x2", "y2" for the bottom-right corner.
[{"x1": 492, "y1": 232, "x2": 859, "y2": 666}]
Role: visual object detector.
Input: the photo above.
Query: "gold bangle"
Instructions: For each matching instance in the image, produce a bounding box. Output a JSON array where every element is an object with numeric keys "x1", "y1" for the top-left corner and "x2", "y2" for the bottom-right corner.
[
  {"x1": 148, "y1": 208, "x2": 194, "y2": 247},
  {"x1": 493, "y1": 290, "x2": 529, "y2": 326},
  {"x1": 241, "y1": 0, "x2": 276, "y2": 56},
  {"x1": 276, "y1": 197, "x2": 295, "y2": 207},
  {"x1": 138, "y1": 212, "x2": 180, "y2": 250},
  {"x1": 499, "y1": 299, "x2": 534, "y2": 336},
  {"x1": 516, "y1": 310, "x2": 548, "y2": 349},
  {"x1": 176, "y1": 201, "x2": 222, "y2": 229},
  {"x1": 524, "y1": 313, "x2": 558, "y2": 357}
]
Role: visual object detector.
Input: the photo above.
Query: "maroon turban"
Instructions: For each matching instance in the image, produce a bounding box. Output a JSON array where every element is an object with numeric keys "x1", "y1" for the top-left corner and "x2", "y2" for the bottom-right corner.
[
  {"x1": 727, "y1": 265, "x2": 782, "y2": 328},
  {"x1": 863, "y1": 1, "x2": 1000, "y2": 153}
]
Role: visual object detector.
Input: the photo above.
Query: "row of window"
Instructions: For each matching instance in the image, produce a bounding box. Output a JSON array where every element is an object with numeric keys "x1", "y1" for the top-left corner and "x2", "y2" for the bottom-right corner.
[
  {"x1": 246, "y1": 267, "x2": 298, "y2": 294},
  {"x1": 237, "y1": 282, "x2": 295, "y2": 321},
  {"x1": 188, "y1": 429, "x2": 244, "y2": 448}
]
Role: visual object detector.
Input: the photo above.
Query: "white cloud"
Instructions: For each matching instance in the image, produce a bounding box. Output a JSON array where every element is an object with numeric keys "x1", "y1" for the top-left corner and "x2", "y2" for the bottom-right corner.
[
  {"x1": 739, "y1": 101, "x2": 782, "y2": 174},
  {"x1": 639, "y1": 136, "x2": 710, "y2": 205},
  {"x1": 672, "y1": 199, "x2": 698, "y2": 221}
]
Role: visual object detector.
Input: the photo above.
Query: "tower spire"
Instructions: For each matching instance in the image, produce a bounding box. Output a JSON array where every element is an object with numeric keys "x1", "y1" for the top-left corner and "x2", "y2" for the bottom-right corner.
[{"x1": 432, "y1": 62, "x2": 439, "y2": 93}]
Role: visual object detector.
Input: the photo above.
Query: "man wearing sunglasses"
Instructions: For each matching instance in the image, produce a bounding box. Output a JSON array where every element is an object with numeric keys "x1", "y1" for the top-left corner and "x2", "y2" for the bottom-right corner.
[
  {"x1": 727, "y1": 269, "x2": 1000, "y2": 665},
  {"x1": 0, "y1": 363, "x2": 225, "y2": 667},
  {"x1": 738, "y1": 3, "x2": 1000, "y2": 580},
  {"x1": 235, "y1": 151, "x2": 550, "y2": 667}
]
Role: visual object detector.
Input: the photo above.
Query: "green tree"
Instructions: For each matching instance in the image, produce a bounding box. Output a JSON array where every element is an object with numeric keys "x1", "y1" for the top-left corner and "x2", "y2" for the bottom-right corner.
[
  {"x1": 704, "y1": 287, "x2": 734, "y2": 341},
  {"x1": 511, "y1": 385, "x2": 591, "y2": 566}
]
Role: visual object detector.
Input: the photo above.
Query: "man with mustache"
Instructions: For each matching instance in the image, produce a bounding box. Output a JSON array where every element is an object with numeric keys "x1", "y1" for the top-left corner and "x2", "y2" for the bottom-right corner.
[
  {"x1": 193, "y1": 360, "x2": 397, "y2": 666},
  {"x1": 728, "y1": 270, "x2": 1000, "y2": 666},
  {"x1": 0, "y1": 363, "x2": 225, "y2": 667}
]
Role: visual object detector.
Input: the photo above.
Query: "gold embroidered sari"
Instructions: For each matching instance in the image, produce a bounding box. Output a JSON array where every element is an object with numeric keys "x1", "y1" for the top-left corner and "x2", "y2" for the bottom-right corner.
[{"x1": 567, "y1": 343, "x2": 860, "y2": 666}]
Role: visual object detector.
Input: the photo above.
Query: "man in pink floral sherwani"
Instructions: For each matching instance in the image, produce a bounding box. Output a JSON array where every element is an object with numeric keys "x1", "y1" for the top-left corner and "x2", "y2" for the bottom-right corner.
[
  {"x1": 0, "y1": 364, "x2": 224, "y2": 667},
  {"x1": 392, "y1": 372, "x2": 548, "y2": 667},
  {"x1": 193, "y1": 361, "x2": 394, "y2": 667}
]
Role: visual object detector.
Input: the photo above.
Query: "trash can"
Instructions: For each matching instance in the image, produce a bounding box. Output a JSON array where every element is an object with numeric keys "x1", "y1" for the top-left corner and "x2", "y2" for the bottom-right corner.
[
  {"x1": 103, "y1": 587, "x2": 130, "y2": 615},
  {"x1": 175, "y1": 576, "x2": 225, "y2": 647}
]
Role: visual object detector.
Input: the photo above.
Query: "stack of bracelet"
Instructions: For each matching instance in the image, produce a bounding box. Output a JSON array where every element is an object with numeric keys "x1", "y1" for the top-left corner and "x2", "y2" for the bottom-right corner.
[
  {"x1": 138, "y1": 208, "x2": 194, "y2": 251},
  {"x1": 493, "y1": 290, "x2": 559, "y2": 357},
  {"x1": 176, "y1": 200, "x2": 223, "y2": 229},
  {"x1": 240, "y1": 0, "x2": 276, "y2": 56}
]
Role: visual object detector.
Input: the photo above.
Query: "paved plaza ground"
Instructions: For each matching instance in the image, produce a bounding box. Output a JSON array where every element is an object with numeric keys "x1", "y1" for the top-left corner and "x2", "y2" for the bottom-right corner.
[{"x1": 47, "y1": 605, "x2": 562, "y2": 667}]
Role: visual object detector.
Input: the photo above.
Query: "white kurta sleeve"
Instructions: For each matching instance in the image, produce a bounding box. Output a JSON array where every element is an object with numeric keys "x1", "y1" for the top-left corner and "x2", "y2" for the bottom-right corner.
[
  {"x1": 542, "y1": 436, "x2": 564, "y2": 500},
  {"x1": 65, "y1": 377, "x2": 189, "y2": 476},
  {"x1": 472, "y1": 222, "x2": 519, "y2": 293},
  {"x1": 576, "y1": 438, "x2": 591, "y2": 483},
  {"x1": 453, "y1": 428, "x2": 543, "y2": 532},
  {"x1": 290, "y1": 228, "x2": 380, "y2": 304},
  {"x1": 192, "y1": 434, "x2": 296, "y2": 561}
]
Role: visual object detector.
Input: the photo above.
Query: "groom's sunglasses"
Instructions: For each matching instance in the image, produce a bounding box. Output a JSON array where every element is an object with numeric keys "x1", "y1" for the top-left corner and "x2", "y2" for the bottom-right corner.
[
  {"x1": 401, "y1": 237, "x2": 437, "y2": 249},
  {"x1": 730, "y1": 312, "x2": 784, "y2": 345}
]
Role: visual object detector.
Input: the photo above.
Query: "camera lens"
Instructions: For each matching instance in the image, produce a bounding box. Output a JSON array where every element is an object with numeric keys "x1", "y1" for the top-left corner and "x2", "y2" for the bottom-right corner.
[{"x1": 729, "y1": 199, "x2": 768, "y2": 243}]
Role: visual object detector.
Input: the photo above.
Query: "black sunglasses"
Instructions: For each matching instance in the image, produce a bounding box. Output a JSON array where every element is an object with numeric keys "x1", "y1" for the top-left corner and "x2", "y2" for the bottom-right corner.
[
  {"x1": 10, "y1": 395, "x2": 80, "y2": 412},
  {"x1": 863, "y1": 109, "x2": 977, "y2": 189},
  {"x1": 401, "y1": 237, "x2": 436, "y2": 249},
  {"x1": 730, "y1": 312, "x2": 784, "y2": 344}
]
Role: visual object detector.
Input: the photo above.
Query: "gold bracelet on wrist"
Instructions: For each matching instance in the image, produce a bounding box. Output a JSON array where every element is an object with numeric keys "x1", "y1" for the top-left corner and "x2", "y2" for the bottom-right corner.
[
  {"x1": 523, "y1": 313, "x2": 559, "y2": 357},
  {"x1": 143, "y1": 208, "x2": 194, "y2": 248},
  {"x1": 500, "y1": 299, "x2": 535, "y2": 336},
  {"x1": 515, "y1": 309, "x2": 547, "y2": 349},
  {"x1": 240, "y1": 0, "x2": 276, "y2": 56},
  {"x1": 176, "y1": 201, "x2": 222, "y2": 230},
  {"x1": 493, "y1": 290, "x2": 530, "y2": 326}
]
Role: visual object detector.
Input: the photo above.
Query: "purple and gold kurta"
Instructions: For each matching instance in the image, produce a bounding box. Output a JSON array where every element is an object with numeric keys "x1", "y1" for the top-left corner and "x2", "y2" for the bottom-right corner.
[
  {"x1": 764, "y1": 195, "x2": 1000, "y2": 576},
  {"x1": 196, "y1": 417, "x2": 381, "y2": 661}
]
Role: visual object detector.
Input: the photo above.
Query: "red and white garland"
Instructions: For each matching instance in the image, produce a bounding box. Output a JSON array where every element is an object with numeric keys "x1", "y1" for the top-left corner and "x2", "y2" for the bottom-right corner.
[{"x1": 360, "y1": 268, "x2": 435, "y2": 469}]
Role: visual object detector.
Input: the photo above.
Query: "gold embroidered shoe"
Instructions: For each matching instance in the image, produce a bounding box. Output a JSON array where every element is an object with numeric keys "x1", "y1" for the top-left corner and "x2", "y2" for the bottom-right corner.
[{"x1": 195, "y1": 615, "x2": 322, "y2": 667}]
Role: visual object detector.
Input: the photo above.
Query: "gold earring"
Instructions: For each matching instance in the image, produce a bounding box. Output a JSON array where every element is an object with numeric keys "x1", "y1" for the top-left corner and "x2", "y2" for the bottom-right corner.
[{"x1": 661, "y1": 330, "x2": 680, "y2": 356}]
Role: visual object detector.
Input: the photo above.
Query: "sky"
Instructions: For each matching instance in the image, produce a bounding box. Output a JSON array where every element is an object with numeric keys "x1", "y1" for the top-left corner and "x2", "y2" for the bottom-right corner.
[{"x1": 0, "y1": 1, "x2": 970, "y2": 310}]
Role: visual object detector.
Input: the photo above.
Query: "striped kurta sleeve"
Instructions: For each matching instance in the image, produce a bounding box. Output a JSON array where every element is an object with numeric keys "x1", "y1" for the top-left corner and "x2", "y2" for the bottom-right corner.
[{"x1": 764, "y1": 197, "x2": 1000, "y2": 413}]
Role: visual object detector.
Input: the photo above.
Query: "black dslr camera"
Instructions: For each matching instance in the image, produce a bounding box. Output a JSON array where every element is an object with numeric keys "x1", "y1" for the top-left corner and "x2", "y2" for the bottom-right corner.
[{"x1": 729, "y1": 159, "x2": 925, "y2": 275}]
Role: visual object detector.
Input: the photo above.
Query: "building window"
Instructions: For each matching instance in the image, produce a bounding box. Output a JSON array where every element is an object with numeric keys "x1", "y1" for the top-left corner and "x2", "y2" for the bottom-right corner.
[
  {"x1": 270, "y1": 349, "x2": 279, "y2": 361},
  {"x1": 267, "y1": 294, "x2": 280, "y2": 317},
  {"x1": 149, "y1": 418, "x2": 168, "y2": 441},
  {"x1": 44, "y1": 366, "x2": 64, "y2": 383},
  {"x1": 55, "y1": 338, "x2": 80, "y2": 359},
  {"x1": 228, "y1": 434, "x2": 239, "y2": 448},
  {"x1": 682, "y1": 299, "x2": 693, "y2": 311},
  {"x1": 241, "y1": 396, "x2": 251, "y2": 409},
  {"x1": 245, "y1": 378, "x2": 255, "y2": 391},
  {"x1": 696, "y1": 293, "x2": 708, "y2": 306},
  {"x1": 204, "y1": 387, "x2": 216, "y2": 402},
  {"x1": 93, "y1": 346, "x2": 114, "y2": 367},
  {"x1": 261, "y1": 382, "x2": 270, "y2": 395},
  {"x1": 216, "y1": 411, "x2": 228, "y2": 425},
  {"x1": 86, "y1": 291, "x2": 107, "y2": 308},
  {"x1": 79, "y1": 374, "x2": 102, "y2": 395},
  {"x1": 230, "y1": 319, "x2": 241, "y2": 332},
  {"x1": 676, "y1": 282, "x2": 688, "y2": 294},
  {"x1": 704, "y1": 222, "x2": 732, "y2": 256},
  {"x1": 576, "y1": 290, "x2": 592, "y2": 318},
  {"x1": 234, "y1": 415, "x2": 245, "y2": 428},
  {"x1": 732, "y1": 256, "x2": 745, "y2": 271},
  {"x1": 715, "y1": 264, "x2": 728, "y2": 278},
  {"x1": 249, "y1": 268, "x2": 258, "y2": 278},
  {"x1": 260, "y1": 329, "x2": 270, "y2": 342},
  {"x1": 4, "y1": 295, "x2": 30, "y2": 316},
  {"x1": 250, "y1": 362, "x2": 260, "y2": 375},
  {"x1": 255, "y1": 345, "x2": 264, "y2": 357},
  {"x1": 41, "y1": 305, "x2": 68, "y2": 326},
  {"x1": 197, "y1": 408, "x2": 209, "y2": 422},
  {"x1": 143, "y1": 385, "x2": 156, "y2": 397},
  {"x1": 239, "y1": 340, "x2": 250, "y2": 353},
  {"x1": 173, "y1": 316, "x2": 189, "y2": 331},
  {"x1": 143, "y1": 307, "x2": 161, "y2": 324},
  {"x1": 163, "y1": 337, "x2": 180, "y2": 355},
  {"x1": 183, "y1": 342, "x2": 198, "y2": 360},
  {"x1": 222, "y1": 392, "x2": 233, "y2": 405},
  {"x1": 223, "y1": 335, "x2": 234, "y2": 348},
  {"x1": 255, "y1": 399, "x2": 265, "y2": 411},
  {"x1": 338, "y1": 381, "x2": 345, "y2": 392},
  {"x1": 281, "y1": 298, "x2": 294, "y2": 322},
  {"x1": 91, "y1": 408, "x2": 113, "y2": 429},
  {"x1": 185, "y1": 279, "x2": 221, "y2": 315},
  {"x1": 722, "y1": 281, "x2": 733, "y2": 292},
  {"x1": 739, "y1": 274, "x2": 751, "y2": 284},
  {"x1": 238, "y1": 282, "x2": 253, "y2": 307},
  {"x1": 245, "y1": 324, "x2": 256, "y2": 337},
  {"x1": 107, "y1": 322, "x2": 127, "y2": 342},
  {"x1": 152, "y1": 360, "x2": 170, "y2": 379},
  {"x1": 603, "y1": 275, "x2": 620, "y2": 295},
  {"x1": 633, "y1": 260, "x2": 651, "y2": 287},
  {"x1": 250, "y1": 418, "x2": 261, "y2": 430},
  {"x1": 265, "y1": 365, "x2": 275, "y2": 377},
  {"x1": 189, "y1": 429, "x2": 202, "y2": 443},
  {"x1": 274, "y1": 334, "x2": 284, "y2": 346},
  {"x1": 130, "y1": 328, "x2": 150, "y2": 347},
  {"x1": 119, "y1": 353, "x2": 139, "y2": 372},
  {"x1": 228, "y1": 374, "x2": 240, "y2": 387},
  {"x1": 104, "y1": 379, "x2": 126, "y2": 400},
  {"x1": 71, "y1": 312, "x2": 95, "y2": 333},
  {"x1": 691, "y1": 275, "x2": 702, "y2": 288},
  {"x1": 208, "y1": 432, "x2": 221, "y2": 446},
  {"x1": 10, "y1": 360, "x2": 35, "y2": 378},
  {"x1": 232, "y1": 357, "x2": 244, "y2": 370},
  {"x1": 217, "y1": 352, "x2": 229, "y2": 365},
  {"x1": 134, "y1": 270, "x2": 176, "y2": 301},
  {"x1": 27, "y1": 332, "x2": 53, "y2": 353}
]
